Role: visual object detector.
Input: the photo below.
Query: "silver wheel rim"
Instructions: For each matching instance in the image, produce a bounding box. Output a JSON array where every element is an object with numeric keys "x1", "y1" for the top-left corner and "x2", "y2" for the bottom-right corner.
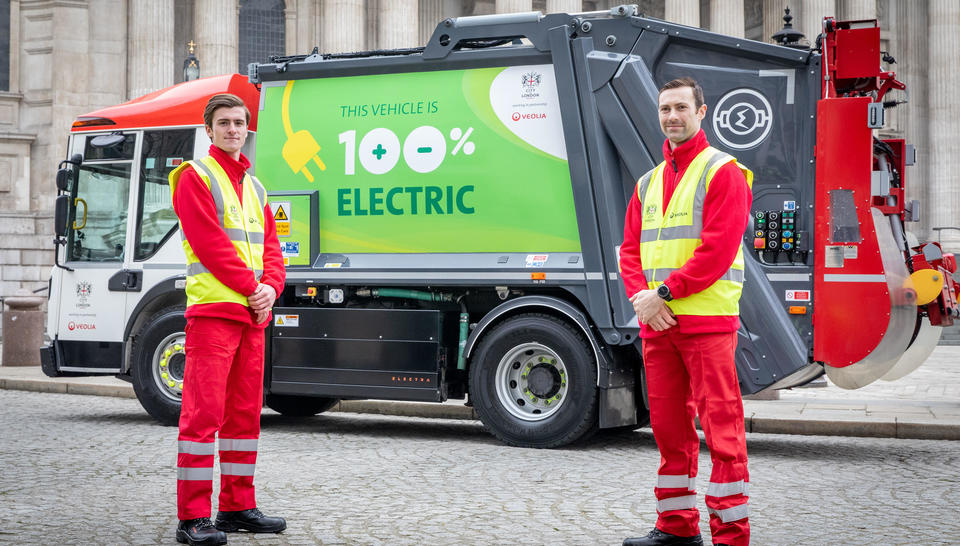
[
  {"x1": 494, "y1": 342, "x2": 569, "y2": 422},
  {"x1": 151, "y1": 332, "x2": 186, "y2": 402}
]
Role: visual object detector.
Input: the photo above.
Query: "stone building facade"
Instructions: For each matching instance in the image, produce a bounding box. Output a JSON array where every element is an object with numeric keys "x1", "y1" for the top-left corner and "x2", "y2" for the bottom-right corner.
[{"x1": 0, "y1": 0, "x2": 957, "y2": 298}]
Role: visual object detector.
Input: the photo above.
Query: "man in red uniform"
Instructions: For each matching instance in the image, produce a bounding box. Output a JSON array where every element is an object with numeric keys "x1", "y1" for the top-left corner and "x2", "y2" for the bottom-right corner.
[
  {"x1": 170, "y1": 93, "x2": 287, "y2": 545},
  {"x1": 620, "y1": 78, "x2": 752, "y2": 546}
]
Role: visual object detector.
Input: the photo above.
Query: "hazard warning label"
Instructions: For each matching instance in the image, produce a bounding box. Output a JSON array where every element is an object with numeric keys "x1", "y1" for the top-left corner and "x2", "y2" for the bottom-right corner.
[
  {"x1": 271, "y1": 201, "x2": 291, "y2": 237},
  {"x1": 274, "y1": 314, "x2": 299, "y2": 327}
]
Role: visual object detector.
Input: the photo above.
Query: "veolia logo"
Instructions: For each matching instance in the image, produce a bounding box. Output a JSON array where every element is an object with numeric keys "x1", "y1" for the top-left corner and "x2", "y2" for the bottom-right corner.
[
  {"x1": 511, "y1": 112, "x2": 547, "y2": 122},
  {"x1": 67, "y1": 321, "x2": 96, "y2": 331}
]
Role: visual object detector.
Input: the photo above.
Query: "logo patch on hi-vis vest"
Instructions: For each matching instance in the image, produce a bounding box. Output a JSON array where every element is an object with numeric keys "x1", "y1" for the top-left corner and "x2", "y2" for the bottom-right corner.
[
  {"x1": 227, "y1": 204, "x2": 242, "y2": 223},
  {"x1": 668, "y1": 211, "x2": 689, "y2": 220}
]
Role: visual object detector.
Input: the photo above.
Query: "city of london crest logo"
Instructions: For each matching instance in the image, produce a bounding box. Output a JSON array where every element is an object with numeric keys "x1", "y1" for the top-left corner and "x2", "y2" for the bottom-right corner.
[
  {"x1": 521, "y1": 72, "x2": 542, "y2": 90},
  {"x1": 520, "y1": 71, "x2": 542, "y2": 99}
]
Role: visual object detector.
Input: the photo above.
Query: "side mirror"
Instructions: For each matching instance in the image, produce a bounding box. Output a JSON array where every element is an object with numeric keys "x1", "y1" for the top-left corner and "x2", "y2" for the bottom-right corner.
[
  {"x1": 56, "y1": 168, "x2": 73, "y2": 192},
  {"x1": 55, "y1": 195, "x2": 70, "y2": 237},
  {"x1": 56, "y1": 154, "x2": 83, "y2": 192}
]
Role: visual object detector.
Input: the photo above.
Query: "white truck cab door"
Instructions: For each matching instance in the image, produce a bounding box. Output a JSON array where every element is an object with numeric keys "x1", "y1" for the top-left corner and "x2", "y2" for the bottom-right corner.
[{"x1": 49, "y1": 131, "x2": 142, "y2": 373}]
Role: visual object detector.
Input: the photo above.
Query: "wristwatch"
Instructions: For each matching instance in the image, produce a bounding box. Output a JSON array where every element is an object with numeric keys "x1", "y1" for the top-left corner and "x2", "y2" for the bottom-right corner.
[{"x1": 656, "y1": 283, "x2": 673, "y2": 302}]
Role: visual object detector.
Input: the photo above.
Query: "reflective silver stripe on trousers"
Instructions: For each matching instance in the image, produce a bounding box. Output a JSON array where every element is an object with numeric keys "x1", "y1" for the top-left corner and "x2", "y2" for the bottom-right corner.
[
  {"x1": 220, "y1": 462, "x2": 256, "y2": 476},
  {"x1": 707, "y1": 480, "x2": 749, "y2": 498},
  {"x1": 219, "y1": 438, "x2": 259, "y2": 452},
  {"x1": 708, "y1": 503, "x2": 749, "y2": 523},
  {"x1": 178, "y1": 440, "x2": 216, "y2": 456},
  {"x1": 191, "y1": 160, "x2": 225, "y2": 227},
  {"x1": 642, "y1": 267, "x2": 744, "y2": 284},
  {"x1": 657, "y1": 474, "x2": 696, "y2": 491},
  {"x1": 224, "y1": 228, "x2": 264, "y2": 245},
  {"x1": 177, "y1": 466, "x2": 214, "y2": 481},
  {"x1": 657, "y1": 494, "x2": 697, "y2": 512}
]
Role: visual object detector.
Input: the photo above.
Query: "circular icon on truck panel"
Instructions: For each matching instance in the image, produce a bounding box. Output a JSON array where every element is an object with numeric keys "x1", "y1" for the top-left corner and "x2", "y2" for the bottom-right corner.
[{"x1": 712, "y1": 88, "x2": 773, "y2": 150}]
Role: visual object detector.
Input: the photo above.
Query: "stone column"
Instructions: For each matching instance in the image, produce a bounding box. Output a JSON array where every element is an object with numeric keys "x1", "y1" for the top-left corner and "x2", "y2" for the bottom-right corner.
[
  {"x1": 8, "y1": 0, "x2": 21, "y2": 94},
  {"x1": 798, "y1": 0, "x2": 835, "y2": 40},
  {"x1": 420, "y1": 0, "x2": 466, "y2": 45},
  {"x1": 665, "y1": 0, "x2": 700, "y2": 27},
  {"x1": 896, "y1": 0, "x2": 928, "y2": 241},
  {"x1": 927, "y1": 0, "x2": 960, "y2": 250},
  {"x1": 762, "y1": 0, "x2": 790, "y2": 43},
  {"x1": 710, "y1": 0, "x2": 745, "y2": 37},
  {"x1": 496, "y1": 0, "x2": 533, "y2": 13},
  {"x1": 546, "y1": 0, "x2": 581, "y2": 14},
  {"x1": 195, "y1": 0, "x2": 238, "y2": 77},
  {"x1": 128, "y1": 0, "x2": 175, "y2": 98},
  {"x1": 379, "y1": 0, "x2": 418, "y2": 48},
  {"x1": 840, "y1": 0, "x2": 876, "y2": 21},
  {"x1": 284, "y1": 0, "x2": 318, "y2": 55},
  {"x1": 322, "y1": 0, "x2": 366, "y2": 53}
]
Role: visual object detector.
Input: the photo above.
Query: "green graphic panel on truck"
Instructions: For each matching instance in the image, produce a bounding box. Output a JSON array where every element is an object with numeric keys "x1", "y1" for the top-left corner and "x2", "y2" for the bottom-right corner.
[{"x1": 255, "y1": 65, "x2": 581, "y2": 253}]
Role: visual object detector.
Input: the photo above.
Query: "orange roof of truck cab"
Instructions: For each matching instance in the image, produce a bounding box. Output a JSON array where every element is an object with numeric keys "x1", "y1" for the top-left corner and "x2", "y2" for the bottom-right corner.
[{"x1": 72, "y1": 74, "x2": 260, "y2": 132}]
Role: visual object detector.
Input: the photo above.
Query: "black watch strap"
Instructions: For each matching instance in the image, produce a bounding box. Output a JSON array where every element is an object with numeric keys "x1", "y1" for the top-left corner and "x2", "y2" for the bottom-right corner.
[{"x1": 657, "y1": 284, "x2": 673, "y2": 301}]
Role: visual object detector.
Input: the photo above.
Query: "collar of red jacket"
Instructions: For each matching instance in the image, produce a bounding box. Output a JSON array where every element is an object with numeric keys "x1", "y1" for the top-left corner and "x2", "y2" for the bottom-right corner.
[
  {"x1": 661, "y1": 129, "x2": 708, "y2": 172},
  {"x1": 208, "y1": 144, "x2": 252, "y2": 184}
]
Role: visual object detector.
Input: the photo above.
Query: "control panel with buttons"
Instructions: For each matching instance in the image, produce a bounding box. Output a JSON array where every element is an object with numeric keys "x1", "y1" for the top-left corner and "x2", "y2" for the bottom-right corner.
[{"x1": 753, "y1": 210, "x2": 804, "y2": 259}]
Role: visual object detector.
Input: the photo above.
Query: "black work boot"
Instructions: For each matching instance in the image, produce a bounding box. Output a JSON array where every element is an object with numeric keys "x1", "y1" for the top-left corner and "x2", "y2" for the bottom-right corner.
[
  {"x1": 623, "y1": 528, "x2": 704, "y2": 546},
  {"x1": 215, "y1": 508, "x2": 286, "y2": 533},
  {"x1": 176, "y1": 517, "x2": 227, "y2": 545}
]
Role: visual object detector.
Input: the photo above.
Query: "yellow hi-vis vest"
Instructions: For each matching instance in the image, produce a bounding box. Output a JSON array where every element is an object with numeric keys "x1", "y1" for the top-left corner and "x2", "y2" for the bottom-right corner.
[
  {"x1": 168, "y1": 155, "x2": 267, "y2": 308},
  {"x1": 637, "y1": 146, "x2": 753, "y2": 316}
]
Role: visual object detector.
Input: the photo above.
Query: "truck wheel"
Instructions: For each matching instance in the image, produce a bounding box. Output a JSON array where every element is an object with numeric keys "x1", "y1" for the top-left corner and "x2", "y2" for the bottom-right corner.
[
  {"x1": 470, "y1": 313, "x2": 598, "y2": 448},
  {"x1": 265, "y1": 394, "x2": 339, "y2": 417},
  {"x1": 131, "y1": 306, "x2": 186, "y2": 426}
]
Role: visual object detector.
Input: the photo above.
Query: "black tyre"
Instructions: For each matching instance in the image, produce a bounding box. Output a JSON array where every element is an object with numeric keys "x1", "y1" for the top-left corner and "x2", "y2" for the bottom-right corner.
[
  {"x1": 131, "y1": 306, "x2": 186, "y2": 426},
  {"x1": 469, "y1": 313, "x2": 598, "y2": 448},
  {"x1": 265, "y1": 394, "x2": 339, "y2": 416}
]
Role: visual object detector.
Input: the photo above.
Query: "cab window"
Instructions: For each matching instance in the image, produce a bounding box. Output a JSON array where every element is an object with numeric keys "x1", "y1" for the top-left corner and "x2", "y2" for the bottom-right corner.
[
  {"x1": 135, "y1": 129, "x2": 195, "y2": 260},
  {"x1": 67, "y1": 162, "x2": 131, "y2": 262}
]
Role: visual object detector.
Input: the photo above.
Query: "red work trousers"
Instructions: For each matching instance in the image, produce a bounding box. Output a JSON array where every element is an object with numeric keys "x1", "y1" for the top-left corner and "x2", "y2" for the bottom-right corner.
[
  {"x1": 642, "y1": 329, "x2": 749, "y2": 546},
  {"x1": 177, "y1": 316, "x2": 265, "y2": 520}
]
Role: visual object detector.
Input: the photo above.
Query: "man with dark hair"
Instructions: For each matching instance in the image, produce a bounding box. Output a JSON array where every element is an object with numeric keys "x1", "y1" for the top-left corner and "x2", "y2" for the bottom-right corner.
[
  {"x1": 168, "y1": 93, "x2": 287, "y2": 545},
  {"x1": 619, "y1": 78, "x2": 753, "y2": 546}
]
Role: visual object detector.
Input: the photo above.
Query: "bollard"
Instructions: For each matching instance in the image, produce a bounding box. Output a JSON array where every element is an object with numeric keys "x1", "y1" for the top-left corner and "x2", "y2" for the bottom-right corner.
[{"x1": 2, "y1": 289, "x2": 45, "y2": 367}]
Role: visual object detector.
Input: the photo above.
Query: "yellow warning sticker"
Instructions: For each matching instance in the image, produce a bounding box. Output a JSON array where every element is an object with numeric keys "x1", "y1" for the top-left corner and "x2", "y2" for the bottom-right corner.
[
  {"x1": 274, "y1": 314, "x2": 299, "y2": 327},
  {"x1": 272, "y1": 201, "x2": 291, "y2": 237}
]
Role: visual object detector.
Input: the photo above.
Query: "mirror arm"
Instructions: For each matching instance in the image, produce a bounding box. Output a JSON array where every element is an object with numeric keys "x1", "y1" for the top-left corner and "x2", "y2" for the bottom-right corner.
[{"x1": 52, "y1": 237, "x2": 74, "y2": 272}]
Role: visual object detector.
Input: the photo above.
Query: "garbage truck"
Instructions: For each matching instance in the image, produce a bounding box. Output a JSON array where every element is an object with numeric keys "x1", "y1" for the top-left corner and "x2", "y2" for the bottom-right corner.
[{"x1": 40, "y1": 6, "x2": 957, "y2": 448}]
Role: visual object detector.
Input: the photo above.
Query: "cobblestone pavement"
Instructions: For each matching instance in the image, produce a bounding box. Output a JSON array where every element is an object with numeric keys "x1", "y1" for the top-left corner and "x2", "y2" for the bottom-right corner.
[{"x1": 2, "y1": 389, "x2": 959, "y2": 545}]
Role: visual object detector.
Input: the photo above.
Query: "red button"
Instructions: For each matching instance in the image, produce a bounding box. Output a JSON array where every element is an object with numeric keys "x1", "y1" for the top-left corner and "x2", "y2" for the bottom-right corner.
[{"x1": 754, "y1": 237, "x2": 765, "y2": 249}]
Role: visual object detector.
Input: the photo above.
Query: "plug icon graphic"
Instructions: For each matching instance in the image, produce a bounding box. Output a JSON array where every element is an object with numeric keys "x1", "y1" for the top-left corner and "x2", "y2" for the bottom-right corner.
[{"x1": 281, "y1": 81, "x2": 326, "y2": 182}]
